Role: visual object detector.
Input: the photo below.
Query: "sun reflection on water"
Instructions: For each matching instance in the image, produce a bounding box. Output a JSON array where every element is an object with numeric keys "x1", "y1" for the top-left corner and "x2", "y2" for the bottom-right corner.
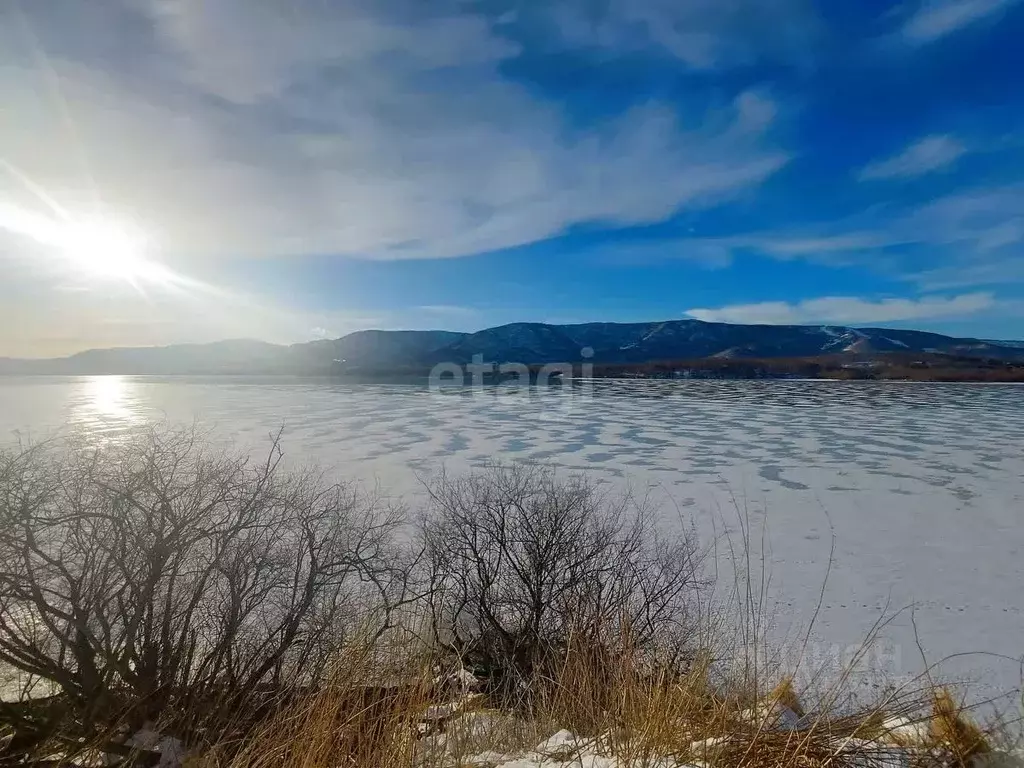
[{"x1": 73, "y1": 376, "x2": 140, "y2": 427}]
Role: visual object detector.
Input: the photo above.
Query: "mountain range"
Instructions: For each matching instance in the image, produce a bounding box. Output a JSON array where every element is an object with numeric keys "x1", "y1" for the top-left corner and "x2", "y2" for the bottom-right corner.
[{"x1": 2, "y1": 320, "x2": 1022, "y2": 375}]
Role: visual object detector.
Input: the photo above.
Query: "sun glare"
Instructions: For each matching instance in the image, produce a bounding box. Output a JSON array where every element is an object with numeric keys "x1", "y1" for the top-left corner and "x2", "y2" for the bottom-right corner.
[
  {"x1": 59, "y1": 217, "x2": 157, "y2": 282},
  {"x1": 0, "y1": 203, "x2": 171, "y2": 286}
]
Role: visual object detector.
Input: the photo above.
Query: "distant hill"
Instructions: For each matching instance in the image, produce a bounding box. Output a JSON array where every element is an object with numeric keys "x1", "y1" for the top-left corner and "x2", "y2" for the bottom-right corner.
[
  {"x1": 292, "y1": 330, "x2": 465, "y2": 370},
  {"x1": 0, "y1": 340, "x2": 286, "y2": 376},
  {"x1": 420, "y1": 320, "x2": 1023, "y2": 366},
  {"x1": 985, "y1": 339, "x2": 1024, "y2": 349},
  {"x1": 2, "y1": 320, "x2": 1022, "y2": 375}
]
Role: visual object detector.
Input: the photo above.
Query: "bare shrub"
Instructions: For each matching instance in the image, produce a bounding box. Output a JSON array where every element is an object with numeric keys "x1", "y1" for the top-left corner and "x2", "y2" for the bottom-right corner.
[
  {"x1": 4, "y1": 436, "x2": 1017, "y2": 767},
  {"x1": 417, "y1": 462, "x2": 704, "y2": 706},
  {"x1": 0, "y1": 428, "x2": 407, "y2": 754}
]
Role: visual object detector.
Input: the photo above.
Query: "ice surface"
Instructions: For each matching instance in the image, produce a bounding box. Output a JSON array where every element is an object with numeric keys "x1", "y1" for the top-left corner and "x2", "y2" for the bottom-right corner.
[{"x1": 1, "y1": 377, "x2": 1021, "y2": 697}]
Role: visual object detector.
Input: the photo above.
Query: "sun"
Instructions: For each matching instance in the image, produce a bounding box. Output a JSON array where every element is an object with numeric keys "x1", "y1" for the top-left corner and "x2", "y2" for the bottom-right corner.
[
  {"x1": 0, "y1": 203, "x2": 171, "y2": 286},
  {"x1": 58, "y1": 216, "x2": 161, "y2": 282}
]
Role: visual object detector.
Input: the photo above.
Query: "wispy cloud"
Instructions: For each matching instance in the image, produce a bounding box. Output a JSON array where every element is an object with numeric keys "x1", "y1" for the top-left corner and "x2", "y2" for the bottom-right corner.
[
  {"x1": 644, "y1": 231, "x2": 908, "y2": 268},
  {"x1": 0, "y1": 1, "x2": 789, "y2": 267},
  {"x1": 1, "y1": 0, "x2": 1020, "y2": 353},
  {"x1": 902, "y1": 0, "x2": 1019, "y2": 43},
  {"x1": 546, "y1": 0, "x2": 822, "y2": 69},
  {"x1": 752, "y1": 232, "x2": 905, "y2": 258},
  {"x1": 859, "y1": 135, "x2": 966, "y2": 180},
  {"x1": 711, "y1": 184, "x2": 1024, "y2": 286},
  {"x1": 686, "y1": 292, "x2": 994, "y2": 325},
  {"x1": 911, "y1": 260, "x2": 1024, "y2": 291}
]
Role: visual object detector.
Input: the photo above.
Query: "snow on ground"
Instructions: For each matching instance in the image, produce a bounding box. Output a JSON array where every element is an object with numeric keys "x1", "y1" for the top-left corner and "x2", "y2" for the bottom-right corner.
[
  {"x1": 8, "y1": 670, "x2": 1023, "y2": 768},
  {"x1": 430, "y1": 721, "x2": 698, "y2": 768},
  {"x1": 427, "y1": 712, "x2": 1024, "y2": 768},
  {"x1": 1, "y1": 377, "x2": 1022, "y2": 698}
]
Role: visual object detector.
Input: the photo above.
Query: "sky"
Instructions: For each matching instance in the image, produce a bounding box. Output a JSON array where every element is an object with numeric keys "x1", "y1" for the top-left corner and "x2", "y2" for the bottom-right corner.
[{"x1": 1, "y1": 0, "x2": 1024, "y2": 357}]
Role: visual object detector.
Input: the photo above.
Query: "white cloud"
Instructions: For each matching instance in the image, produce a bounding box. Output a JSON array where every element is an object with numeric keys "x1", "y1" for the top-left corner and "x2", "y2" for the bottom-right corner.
[
  {"x1": 0, "y1": 0, "x2": 798, "y2": 356},
  {"x1": 596, "y1": 180, "x2": 1024, "y2": 288},
  {"x1": 911, "y1": 261, "x2": 1024, "y2": 291},
  {"x1": 754, "y1": 232, "x2": 904, "y2": 257},
  {"x1": 859, "y1": 135, "x2": 966, "y2": 180},
  {"x1": 756, "y1": 184, "x2": 1024, "y2": 262},
  {"x1": 546, "y1": 0, "x2": 822, "y2": 69},
  {"x1": 647, "y1": 231, "x2": 907, "y2": 268},
  {"x1": 685, "y1": 292, "x2": 995, "y2": 325},
  {"x1": 0, "y1": 0, "x2": 788, "y2": 268},
  {"x1": 902, "y1": 0, "x2": 1019, "y2": 43},
  {"x1": 690, "y1": 183, "x2": 1024, "y2": 289}
]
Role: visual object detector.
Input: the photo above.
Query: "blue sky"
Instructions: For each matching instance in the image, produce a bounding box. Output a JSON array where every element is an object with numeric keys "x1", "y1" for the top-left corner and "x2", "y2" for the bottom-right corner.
[{"x1": 1, "y1": 0, "x2": 1024, "y2": 356}]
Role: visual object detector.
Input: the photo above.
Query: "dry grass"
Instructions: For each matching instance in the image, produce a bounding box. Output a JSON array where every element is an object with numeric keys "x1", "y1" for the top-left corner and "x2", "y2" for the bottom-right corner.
[
  {"x1": 929, "y1": 688, "x2": 994, "y2": 764},
  {"x1": 8, "y1": 608, "x2": 1018, "y2": 768},
  {"x1": 2, "y1": 438, "x2": 1021, "y2": 767},
  {"x1": 165, "y1": 631, "x2": 1018, "y2": 768}
]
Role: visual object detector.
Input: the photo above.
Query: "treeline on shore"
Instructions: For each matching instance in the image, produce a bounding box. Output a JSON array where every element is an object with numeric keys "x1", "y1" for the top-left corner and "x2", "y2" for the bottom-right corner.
[
  {"x1": 587, "y1": 352, "x2": 1024, "y2": 382},
  {"x1": 331, "y1": 352, "x2": 1024, "y2": 383}
]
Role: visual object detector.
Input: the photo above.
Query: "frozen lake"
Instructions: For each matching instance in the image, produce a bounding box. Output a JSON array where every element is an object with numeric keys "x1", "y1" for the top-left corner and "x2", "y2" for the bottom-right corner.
[{"x1": 1, "y1": 376, "x2": 1022, "y2": 699}]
